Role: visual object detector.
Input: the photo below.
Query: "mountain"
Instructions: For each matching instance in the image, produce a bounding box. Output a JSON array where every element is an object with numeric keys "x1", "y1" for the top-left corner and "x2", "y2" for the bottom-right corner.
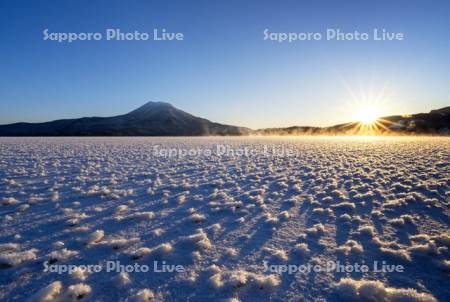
[
  {"x1": 256, "y1": 106, "x2": 450, "y2": 135},
  {"x1": 1, "y1": 102, "x2": 449, "y2": 136},
  {"x1": 0, "y1": 101, "x2": 251, "y2": 136}
]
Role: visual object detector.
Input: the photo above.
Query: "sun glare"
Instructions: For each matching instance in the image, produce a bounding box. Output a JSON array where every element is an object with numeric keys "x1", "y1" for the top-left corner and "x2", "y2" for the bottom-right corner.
[
  {"x1": 349, "y1": 103, "x2": 391, "y2": 135},
  {"x1": 356, "y1": 105, "x2": 380, "y2": 125}
]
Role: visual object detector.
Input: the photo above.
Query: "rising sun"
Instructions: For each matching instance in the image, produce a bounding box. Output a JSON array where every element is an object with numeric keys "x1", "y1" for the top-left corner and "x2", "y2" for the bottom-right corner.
[{"x1": 356, "y1": 105, "x2": 380, "y2": 125}]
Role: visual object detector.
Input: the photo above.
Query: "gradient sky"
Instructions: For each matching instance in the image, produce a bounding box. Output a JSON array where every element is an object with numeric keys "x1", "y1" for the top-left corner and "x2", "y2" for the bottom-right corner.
[{"x1": 0, "y1": 0, "x2": 449, "y2": 128}]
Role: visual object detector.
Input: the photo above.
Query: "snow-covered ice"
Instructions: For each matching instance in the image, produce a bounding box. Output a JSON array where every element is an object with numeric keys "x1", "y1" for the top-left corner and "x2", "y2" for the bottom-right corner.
[{"x1": 0, "y1": 137, "x2": 449, "y2": 301}]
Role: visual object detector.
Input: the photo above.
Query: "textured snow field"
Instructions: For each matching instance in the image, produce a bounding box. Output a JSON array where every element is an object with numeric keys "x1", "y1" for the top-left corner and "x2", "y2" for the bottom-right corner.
[{"x1": 0, "y1": 137, "x2": 449, "y2": 302}]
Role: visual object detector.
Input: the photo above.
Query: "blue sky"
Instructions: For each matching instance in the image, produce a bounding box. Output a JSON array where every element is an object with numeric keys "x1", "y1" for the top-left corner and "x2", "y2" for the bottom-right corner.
[{"x1": 0, "y1": 0, "x2": 449, "y2": 128}]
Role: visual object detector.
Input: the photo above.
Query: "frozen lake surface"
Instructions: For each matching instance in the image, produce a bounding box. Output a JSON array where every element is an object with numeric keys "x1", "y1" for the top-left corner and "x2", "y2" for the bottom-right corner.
[{"x1": 0, "y1": 137, "x2": 449, "y2": 302}]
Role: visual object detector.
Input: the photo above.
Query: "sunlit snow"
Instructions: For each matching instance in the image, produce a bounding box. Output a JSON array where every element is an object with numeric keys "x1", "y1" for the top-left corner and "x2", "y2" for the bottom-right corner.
[{"x1": 0, "y1": 137, "x2": 448, "y2": 301}]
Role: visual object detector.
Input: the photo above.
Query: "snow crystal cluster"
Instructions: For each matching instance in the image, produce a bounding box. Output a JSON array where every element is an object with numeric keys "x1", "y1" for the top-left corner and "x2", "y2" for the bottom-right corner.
[{"x1": 0, "y1": 137, "x2": 448, "y2": 301}]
